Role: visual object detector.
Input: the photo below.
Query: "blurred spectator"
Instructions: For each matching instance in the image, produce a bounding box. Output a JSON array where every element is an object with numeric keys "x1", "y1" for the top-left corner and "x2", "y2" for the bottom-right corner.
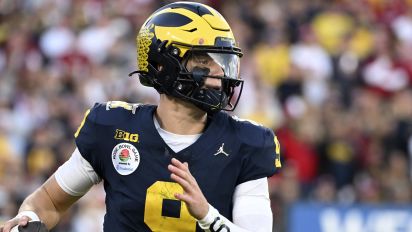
[
  {"x1": 381, "y1": 151, "x2": 412, "y2": 203},
  {"x1": 311, "y1": 175, "x2": 337, "y2": 203},
  {"x1": 361, "y1": 26, "x2": 410, "y2": 96},
  {"x1": 290, "y1": 24, "x2": 332, "y2": 106},
  {"x1": 276, "y1": 108, "x2": 321, "y2": 190},
  {"x1": 39, "y1": 20, "x2": 76, "y2": 60}
]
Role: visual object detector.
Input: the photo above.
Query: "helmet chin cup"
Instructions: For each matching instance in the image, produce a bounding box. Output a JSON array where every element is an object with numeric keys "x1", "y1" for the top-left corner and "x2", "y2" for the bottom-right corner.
[{"x1": 191, "y1": 88, "x2": 228, "y2": 114}]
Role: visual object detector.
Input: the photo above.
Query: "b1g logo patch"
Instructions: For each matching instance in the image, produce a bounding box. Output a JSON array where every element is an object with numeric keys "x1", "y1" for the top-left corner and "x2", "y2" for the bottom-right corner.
[{"x1": 112, "y1": 143, "x2": 140, "y2": 175}]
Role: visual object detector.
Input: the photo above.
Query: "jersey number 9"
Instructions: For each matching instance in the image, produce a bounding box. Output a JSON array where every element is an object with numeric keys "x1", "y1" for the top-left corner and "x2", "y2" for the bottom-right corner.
[{"x1": 144, "y1": 181, "x2": 197, "y2": 231}]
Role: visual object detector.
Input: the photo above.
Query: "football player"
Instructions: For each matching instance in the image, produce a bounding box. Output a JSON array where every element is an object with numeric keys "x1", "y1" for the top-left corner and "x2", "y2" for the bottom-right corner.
[{"x1": 0, "y1": 2, "x2": 281, "y2": 232}]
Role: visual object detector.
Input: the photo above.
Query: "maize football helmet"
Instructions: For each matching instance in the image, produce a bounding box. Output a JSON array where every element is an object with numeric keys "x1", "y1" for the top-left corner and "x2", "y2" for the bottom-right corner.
[{"x1": 130, "y1": 1, "x2": 243, "y2": 113}]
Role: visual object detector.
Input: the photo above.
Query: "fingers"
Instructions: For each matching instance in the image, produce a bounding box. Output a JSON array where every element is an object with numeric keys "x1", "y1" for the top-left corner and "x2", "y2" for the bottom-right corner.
[
  {"x1": 168, "y1": 158, "x2": 199, "y2": 194},
  {"x1": 1, "y1": 218, "x2": 19, "y2": 232},
  {"x1": 1, "y1": 220, "x2": 16, "y2": 232},
  {"x1": 1, "y1": 216, "x2": 30, "y2": 232},
  {"x1": 168, "y1": 164, "x2": 190, "y2": 181},
  {"x1": 170, "y1": 158, "x2": 189, "y2": 171},
  {"x1": 169, "y1": 168, "x2": 195, "y2": 203},
  {"x1": 168, "y1": 158, "x2": 209, "y2": 220},
  {"x1": 174, "y1": 191, "x2": 191, "y2": 202},
  {"x1": 170, "y1": 173, "x2": 191, "y2": 192},
  {"x1": 169, "y1": 159, "x2": 193, "y2": 181},
  {"x1": 18, "y1": 216, "x2": 29, "y2": 226},
  {"x1": 168, "y1": 164, "x2": 193, "y2": 193}
]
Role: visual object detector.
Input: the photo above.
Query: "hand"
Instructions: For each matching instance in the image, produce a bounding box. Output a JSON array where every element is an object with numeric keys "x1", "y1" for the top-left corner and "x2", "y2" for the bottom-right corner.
[
  {"x1": 168, "y1": 158, "x2": 209, "y2": 220},
  {"x1": 0, "y1": 216, "x2": 30, "y2": 232}
]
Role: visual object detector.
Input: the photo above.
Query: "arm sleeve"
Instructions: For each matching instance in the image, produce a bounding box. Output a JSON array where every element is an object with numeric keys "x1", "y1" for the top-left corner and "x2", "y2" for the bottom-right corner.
[
  {"x1": 55, "y1": 148, "x2": 102, "y2": 196},
  {"x1": 198, "y1": 178, "x2": 273, "y2": 232}
]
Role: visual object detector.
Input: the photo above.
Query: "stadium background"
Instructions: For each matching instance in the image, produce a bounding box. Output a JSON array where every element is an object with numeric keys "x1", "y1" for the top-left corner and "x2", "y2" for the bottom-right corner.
[{"x1": 1, "y1": 0, "x2": 412, "y2": 231}]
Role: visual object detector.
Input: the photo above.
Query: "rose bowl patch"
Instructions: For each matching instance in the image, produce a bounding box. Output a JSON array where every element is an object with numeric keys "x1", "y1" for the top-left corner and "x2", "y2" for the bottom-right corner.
[{"x1": 112, "y1": 143, "x2": 140, "y2": 175}]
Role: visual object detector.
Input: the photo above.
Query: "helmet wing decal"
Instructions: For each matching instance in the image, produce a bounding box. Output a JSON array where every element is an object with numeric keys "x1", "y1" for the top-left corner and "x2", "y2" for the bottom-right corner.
[
  {"x1": 154, "y1": 2, "x2": 213, "y2": 16},
  {"x1": 149, "y1": 12, "x2": 192, "y2": 27}
]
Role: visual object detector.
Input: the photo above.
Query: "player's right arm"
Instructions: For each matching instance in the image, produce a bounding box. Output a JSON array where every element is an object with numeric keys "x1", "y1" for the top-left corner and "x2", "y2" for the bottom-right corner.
[
  {"x1": 0, "y1": 147, "x2": 101, "y2": 232},
  {"x1": 1, "y1": 105, "x2": 106, "y2": 232},
  {"x1": 0, "y1": 174, "x2": 81, "y2": 231}
]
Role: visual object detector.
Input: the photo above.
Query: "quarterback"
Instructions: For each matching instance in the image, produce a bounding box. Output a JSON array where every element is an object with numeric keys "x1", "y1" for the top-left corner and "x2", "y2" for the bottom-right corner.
[{"x1": 0, "y1": 2, "x2": 281, "y2": 232}]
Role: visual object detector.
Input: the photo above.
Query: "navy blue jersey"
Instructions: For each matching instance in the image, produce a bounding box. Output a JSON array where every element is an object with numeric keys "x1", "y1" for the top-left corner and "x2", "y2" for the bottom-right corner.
[{"x1": 74, "y1": 101, "x2": 281, "y2": 232}]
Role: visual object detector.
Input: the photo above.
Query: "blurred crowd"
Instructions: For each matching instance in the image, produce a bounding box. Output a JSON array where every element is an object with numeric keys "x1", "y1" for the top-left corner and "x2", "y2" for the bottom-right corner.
[{"x1": 1, "y1": 0, "x2": 412, "y2": 231}]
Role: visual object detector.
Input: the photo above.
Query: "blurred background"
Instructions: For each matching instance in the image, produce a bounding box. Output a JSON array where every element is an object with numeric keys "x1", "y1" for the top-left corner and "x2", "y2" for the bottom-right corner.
[{"x1": 1, "y1": 0, "x2": 412, "y2": 231}]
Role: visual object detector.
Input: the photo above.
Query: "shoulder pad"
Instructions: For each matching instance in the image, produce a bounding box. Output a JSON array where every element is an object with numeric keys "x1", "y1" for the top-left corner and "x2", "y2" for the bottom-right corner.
[
  {"x1": 229, "y1": 115, "x2": 274, "y2": 148},
  {"x1": 88, "y1": 101, "x2": 141, "y2": 126}
]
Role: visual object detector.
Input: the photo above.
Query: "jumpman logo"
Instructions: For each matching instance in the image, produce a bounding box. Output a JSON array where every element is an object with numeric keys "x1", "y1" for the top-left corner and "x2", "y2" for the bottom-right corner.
[{"x1": 213, "y1": 143, "x2": 230, "y2": 156}]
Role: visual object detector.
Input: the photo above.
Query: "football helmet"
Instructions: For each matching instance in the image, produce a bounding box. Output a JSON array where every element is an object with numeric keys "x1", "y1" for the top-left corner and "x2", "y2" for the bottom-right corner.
[{"x1": 129, "y1": 1, "x2": 243, "y2": 113}]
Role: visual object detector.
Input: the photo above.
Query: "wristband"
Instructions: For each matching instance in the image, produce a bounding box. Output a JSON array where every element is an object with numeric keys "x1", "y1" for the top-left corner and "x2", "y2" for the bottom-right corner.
[
  {"x1": 200, "y1": 204, "x2": 227, "y2": 229},
  {"x1": 16, "y1": 211, "x2": 40, "y2": 221},
  {"x1": 198, "y1": 205, "x2": 230, "y2": 232},
  {"x1": 198, "y1": 204, "x2": 218, "y2": 228}
]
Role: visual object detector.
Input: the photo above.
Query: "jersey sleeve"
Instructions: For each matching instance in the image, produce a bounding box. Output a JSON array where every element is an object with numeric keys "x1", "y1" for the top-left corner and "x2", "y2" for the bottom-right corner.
[
  {"x1": 74, "y1": 103, "x2": 103, "y2": 176},
  {"x1": 235, "y1": 121, "x2": 282, "y2": 185}
]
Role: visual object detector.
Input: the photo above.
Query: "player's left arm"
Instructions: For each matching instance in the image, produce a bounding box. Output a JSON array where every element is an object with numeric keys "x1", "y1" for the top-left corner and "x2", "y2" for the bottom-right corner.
[{"x1": 169, "y1": 158, "x2": 272, "y2": 232}]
